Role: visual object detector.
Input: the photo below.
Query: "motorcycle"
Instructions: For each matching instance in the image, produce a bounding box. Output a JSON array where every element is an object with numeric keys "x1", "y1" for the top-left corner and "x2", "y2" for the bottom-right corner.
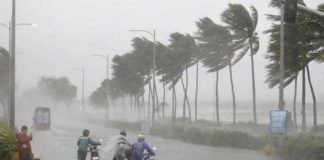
[
  {"x1": 89, "y1": 139, "x2": 103, "y2": 160},
  {"x1": 143, "y1": 147, "x2": 156, "y2": 160}
]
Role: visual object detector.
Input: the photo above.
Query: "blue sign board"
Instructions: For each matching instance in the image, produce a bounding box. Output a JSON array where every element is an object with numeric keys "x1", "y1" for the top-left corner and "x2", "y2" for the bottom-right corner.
[{"x1": 270, "y1": 110, "x2": 288, "y2": 134}]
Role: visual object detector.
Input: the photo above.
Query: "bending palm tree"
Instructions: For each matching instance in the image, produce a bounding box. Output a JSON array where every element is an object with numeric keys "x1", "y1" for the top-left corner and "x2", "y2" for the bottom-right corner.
[{"x1": 221, "y1": 4, "x2": 260, "y2": 126}]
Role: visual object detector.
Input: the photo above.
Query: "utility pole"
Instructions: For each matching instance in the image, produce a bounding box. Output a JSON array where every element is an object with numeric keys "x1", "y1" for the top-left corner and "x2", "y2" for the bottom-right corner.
[
  {"x1": 91, "y1": 54, "x2": 110, "y2": 119},
  {"x1": 129, "y1": 29, "x2": 157, "y2": 124},
  {"x1": 9, "y1": 0, "x2": 16, "y2": 130},
  {"x1": 279, "y1": 5, "x2": 285, "y2": 111}
]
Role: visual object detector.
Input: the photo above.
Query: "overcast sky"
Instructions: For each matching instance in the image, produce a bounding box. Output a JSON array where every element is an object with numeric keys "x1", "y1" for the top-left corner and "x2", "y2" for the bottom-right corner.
[{"x1": 0, "y1": 0, "x2": 323, "y2": 105}]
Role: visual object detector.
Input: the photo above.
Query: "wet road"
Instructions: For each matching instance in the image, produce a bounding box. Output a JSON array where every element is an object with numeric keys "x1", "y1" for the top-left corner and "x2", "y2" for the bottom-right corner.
[{"x1": 30, "y1": 108, "x2": 277, "y2": 160}]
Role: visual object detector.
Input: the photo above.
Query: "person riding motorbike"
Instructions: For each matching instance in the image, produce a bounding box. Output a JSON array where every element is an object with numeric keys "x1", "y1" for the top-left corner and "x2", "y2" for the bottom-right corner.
[
  {"x1": 113, "y1": 130, "x2": 131, "y2": 160},
  {"x1": 131, "y1": 133, "x2": 155, "y2": 160},
  {"x1": 77, "y1": 129, "x2": 101, "y2": 160}
]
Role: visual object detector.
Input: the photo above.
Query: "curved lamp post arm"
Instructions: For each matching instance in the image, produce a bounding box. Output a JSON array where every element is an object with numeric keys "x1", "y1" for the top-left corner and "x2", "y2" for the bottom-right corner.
[
  {"x1": 91, "y1": 54, "x2": 107, "y2": 60},
  {"x1": 16, "y1": 23, "x2": 37, "y2": 27},
  {"x1": 129, "y1": 29, "x2": 154, "y2": 37}
]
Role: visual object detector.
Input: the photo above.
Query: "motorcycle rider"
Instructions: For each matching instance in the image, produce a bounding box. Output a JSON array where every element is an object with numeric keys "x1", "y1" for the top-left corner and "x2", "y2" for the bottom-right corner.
[
  {"x1": 113, "y1": 130, "x2": 131, "y2": 160},
  {"x1": 131, "y1": 133, "x2": 155, "y2": 160},
  {"x1": 16, "y1": 125, "x2": 33, "y2": 160},
  {"x1": 77, "y1": 129, "x2": 101, "y2": 160}
]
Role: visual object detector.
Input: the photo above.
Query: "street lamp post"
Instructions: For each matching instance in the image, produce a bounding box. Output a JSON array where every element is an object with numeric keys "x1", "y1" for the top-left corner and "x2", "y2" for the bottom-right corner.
[
  {"x1": 129, "y1": 29, "x2": 157, "y2": 124},
  {"x1": 74, "y1": 68, "x2": 85, "y2": 112},
  {"x1": 1, "y1": 19, "x2": 36, "y2": 129},
  {"x1": 91, "y1": 54, "x2": 110, "y2": 119},
  {"x1": 279, "y1": 5, "x2": 285, "y2": 110}
]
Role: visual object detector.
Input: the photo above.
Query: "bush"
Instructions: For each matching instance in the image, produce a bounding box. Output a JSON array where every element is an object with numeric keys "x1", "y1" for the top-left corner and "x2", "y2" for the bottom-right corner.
[
  {"x1": 279, "y1": 135, "x2": 324, "y2": 160},
  {"x1": 151, "y1": 123, "x2": 258, "y2": 149},
  {"x1": 106, "y1": 120, "x2": 324, "y2": 160},
  {"x1": 0, "y1": 123, "x2": 16, "y2": 159},
  {"x1": 106, "y1": 120, "x2": 142, "y2": 131}
]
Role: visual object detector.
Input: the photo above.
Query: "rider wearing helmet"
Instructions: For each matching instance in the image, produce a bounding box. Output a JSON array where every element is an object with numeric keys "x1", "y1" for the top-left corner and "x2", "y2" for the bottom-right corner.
[
  {"x1": 77, "y1": 129, "x2": 101, "y2": 160},
  {"x1": 131, "y1": 133, "x2": 155, "y2": 160}
]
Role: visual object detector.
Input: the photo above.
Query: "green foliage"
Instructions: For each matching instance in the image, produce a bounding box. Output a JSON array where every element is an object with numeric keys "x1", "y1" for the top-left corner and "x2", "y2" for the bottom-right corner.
[
  {"x1": 0, "y1": 48, "x2": 9, "y2": 108},
  {"x1": 106, "y1": 120, "x2": 324, "y2": 160},
  {"x1": 89, "y1": 79, "x2": 121, "y2": 108},
  {"x1": 265, "y1": 2, "x2": 324, "y2": 88},
  {"x1": 157, "y1": 32, "x2": 197, "y2": 88},
  {"x1": 106, "y1": 120, "x2": 142, "y2": 131},
  {"x1": 279, "y1": 135, "x2": 324, "y2": 160},
  {"x1": 258, "y1": 134, "x2": 281, "y2": 148},
  {"x1": 38, "y1": 76, "x2": 77, "y2": 105},
  {"x1": 0, "y1": 123, "x2": 15, "y2": 160}
]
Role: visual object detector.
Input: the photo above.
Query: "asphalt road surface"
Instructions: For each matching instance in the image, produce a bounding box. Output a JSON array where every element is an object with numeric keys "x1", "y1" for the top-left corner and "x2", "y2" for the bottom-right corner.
[{"x1": 28, "y1": 108, "x2": 277, "y2": 160}]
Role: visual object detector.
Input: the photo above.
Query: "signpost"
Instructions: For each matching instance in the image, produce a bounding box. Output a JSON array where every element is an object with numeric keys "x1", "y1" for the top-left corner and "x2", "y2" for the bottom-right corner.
[{"x1": 270, "y1": 110, "x2": 288, "y2": 134}]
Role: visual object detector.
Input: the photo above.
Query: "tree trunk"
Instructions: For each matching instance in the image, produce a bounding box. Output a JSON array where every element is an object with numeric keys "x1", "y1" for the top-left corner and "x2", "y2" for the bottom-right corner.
[
  {"x1": 306, "y1": 65, "x2": 317, "y2": 129},
  {"x1": 229, "y1": 61, "x2": 236, "y2": 125},
  {"x1": 163, "y1": 75, "x2": 166, "y2": 118},
  {"x1": 154, "y1": 80, "x2": 159, "y2": 117},
  {"x1": 302, "y1": 68, "x2": 306, "y2": 131},
  {"x1": 182, "y1": 75, "x2": 186, "y2": 118},
  {"x1": 195, "y1": 61, "x2": 199, "y2": 122},
  {"x1": 172, "y1": 84, "x2": 175, "y2": 122},
  {"x1": 216, "y1": 70, "x2": 220, "y2": 125},
  {"x1": 250, "y1": 43, "x2": 257, "y2": 126},
  {"x1": 130, "y1": 95, "x2": 133, "y2": 111},
  {"x1": 142, "y1": 94, "x2": 145, "y2": 120},
  {"x1": 293, "y1": 74, "x2": 298, "y2": 129},
  {"x1": 181, "y1": 77, "x2": 192, "y2": 121},
  {"x1": 122, "y1": 96, "x2": 125, "y2": 111},
  {"x1": 148, "y1": 83, "x2": 153, "y2": 120},
  {"x1": 185, "y1": 67, "x2": 191, "y2": 120}
]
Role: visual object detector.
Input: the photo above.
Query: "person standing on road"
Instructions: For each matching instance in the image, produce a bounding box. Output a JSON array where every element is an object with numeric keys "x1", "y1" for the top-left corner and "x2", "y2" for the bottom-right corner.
[
  {"x1": 131, "y1": 133, "x2": 155, "y2": 160},
  {"x1": 77, "y1": 129, "x2": 101, "y2": 160},
  {"x1": 16, "y1": 125, "x2": 33, "y2": 160}
]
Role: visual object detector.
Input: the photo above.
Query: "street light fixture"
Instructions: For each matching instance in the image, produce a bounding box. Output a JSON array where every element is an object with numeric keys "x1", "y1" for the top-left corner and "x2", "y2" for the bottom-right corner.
[
  {"x1": 74, "y1": 67, "x2": 85, "y2": 112},
  {"x1": 91, "y1": 54, "x2": 110, "y2": 119},
  {"x1": 129, "y1": 29, "x2": 157, "y2": 124}
]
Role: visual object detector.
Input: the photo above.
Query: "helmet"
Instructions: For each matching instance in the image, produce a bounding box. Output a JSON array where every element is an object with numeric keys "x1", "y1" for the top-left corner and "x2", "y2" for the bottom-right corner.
[
  {"x1": 138, "y1": 133, "x2": 145, "y2": 140},
  {"x1": 120, "y1": 130, "x2": 127, "y2": 136},
  {"x1": 83, "y1": 129, "x2": 90, "y2": 136}
]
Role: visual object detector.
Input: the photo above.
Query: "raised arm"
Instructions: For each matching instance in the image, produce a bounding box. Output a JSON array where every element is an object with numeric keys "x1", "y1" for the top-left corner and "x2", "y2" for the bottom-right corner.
[{"x1": 143, "y1": 142, "x2": 155, "y2": 156}]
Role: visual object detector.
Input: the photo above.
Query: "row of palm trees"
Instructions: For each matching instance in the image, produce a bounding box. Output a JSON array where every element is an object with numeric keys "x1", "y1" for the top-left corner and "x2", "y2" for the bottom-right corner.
[
  {"x1": 89, "y1": 3, "x2": 260, "y2": 125},
  {"x1": 90, "y1": 1, "x2": 324, "y2": 128}
]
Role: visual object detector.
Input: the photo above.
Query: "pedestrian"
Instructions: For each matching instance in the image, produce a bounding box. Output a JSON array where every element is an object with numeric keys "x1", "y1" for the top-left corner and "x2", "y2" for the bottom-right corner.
[
  {"x1": 16, "y1": 125, "x2": 33, "y2": 160},
  {"x1": 77, "y1": 129, "x2": 101, "y2": 160}
]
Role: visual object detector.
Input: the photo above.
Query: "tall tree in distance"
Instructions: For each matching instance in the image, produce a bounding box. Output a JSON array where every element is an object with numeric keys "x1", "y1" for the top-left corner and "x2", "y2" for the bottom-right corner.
[
  {"x1": 38, "y1": 77, "x2": 77, "y2": 106},
  {"x1": 167, "y1": 32, "x2": 197, "y2": 120},
  {"x1": 221, "y1": 4, "x2": 260, "y2": 126},
  {"x1": 196, "y1": 17, "x2": 229, "y2": 124}
]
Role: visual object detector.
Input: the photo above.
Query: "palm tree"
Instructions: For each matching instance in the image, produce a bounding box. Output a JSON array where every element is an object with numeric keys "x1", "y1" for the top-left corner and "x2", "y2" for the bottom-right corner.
[
  {"x1": 195, "y1": 17, "x2": 237, "y2": 124},
  {"x1": 156, "y1": 48, "x2": 182, "y2": 122},
  {"x1": 265, "y1": 0, "x2": 324, "y2": 129},
  {"x1": 168, "y1": 32, "x2": 197, "y2": 121},
  {"x1": 221, "y1": 4, "x2": 260, "y2": 126}
]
